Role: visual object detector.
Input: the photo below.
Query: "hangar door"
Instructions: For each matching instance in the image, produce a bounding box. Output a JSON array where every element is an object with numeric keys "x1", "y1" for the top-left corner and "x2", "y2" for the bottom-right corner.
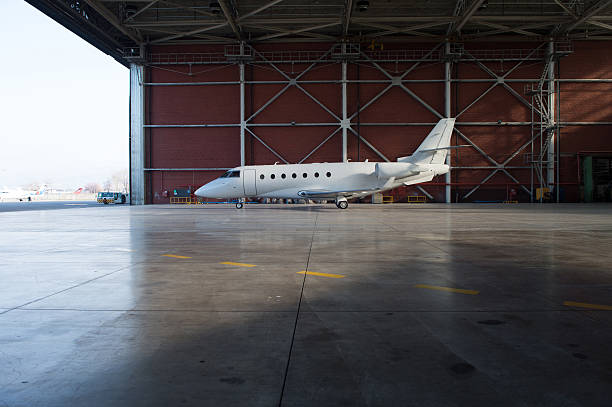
[{"x1": 243, "y1": 169, "x2": 257, "y2": 196}]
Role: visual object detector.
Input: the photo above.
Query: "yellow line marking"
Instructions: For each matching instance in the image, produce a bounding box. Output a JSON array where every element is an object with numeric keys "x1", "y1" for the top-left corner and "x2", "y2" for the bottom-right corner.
[
  {"x1": 414, "y1": 284, "x2": 479, "y2": 295},
  {"x1": 563, "y1": 301, "x2": 612, "y2": 311},
  {"x1": 220, "y1": 261, "x2": 257, "y2": 268},
  {"x1": 297, "y1": 271, "x2": 346, "y2": 279},
  {"x1": 162, "y1": 254, "x2": 192, "y2": 259}
]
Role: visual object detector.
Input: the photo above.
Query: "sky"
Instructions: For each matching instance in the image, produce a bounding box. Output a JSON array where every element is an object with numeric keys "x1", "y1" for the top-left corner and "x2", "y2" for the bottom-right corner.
[{"x1": 0, "y1": 0, "x2": 128, "y2": 190}]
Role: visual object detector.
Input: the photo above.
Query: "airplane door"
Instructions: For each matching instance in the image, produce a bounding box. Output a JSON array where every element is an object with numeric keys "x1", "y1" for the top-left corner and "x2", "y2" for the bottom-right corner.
[{"x1": 243, "y1": 169, "x2": 257, "y2": 196}]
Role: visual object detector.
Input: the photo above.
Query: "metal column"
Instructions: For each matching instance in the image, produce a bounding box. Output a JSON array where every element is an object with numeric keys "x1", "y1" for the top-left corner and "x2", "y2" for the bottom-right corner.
[
  {"x1": 129, "y1": 63, "x2": 145, "y2": 205},
  {"x1": 547, "y1": 42, "x2": 556, "y2": 190},
  {"x1": 342, "y1": 56, "x2": 348, "y2": 162},
  {"x1": 444, "y1": 42, "x2": 452, "y2": 203},
  {"x1": 240, "y1": 43, "x2": 246, "y2": 166},
  {"x1": 583, "y1": 156, "x2": 593, "y2": 203}
]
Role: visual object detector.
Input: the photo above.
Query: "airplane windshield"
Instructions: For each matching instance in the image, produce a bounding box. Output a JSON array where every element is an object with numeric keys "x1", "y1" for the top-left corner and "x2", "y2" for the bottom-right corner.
[{"x1": 219, "y1": 170, "x2": 240, "y2": 178}]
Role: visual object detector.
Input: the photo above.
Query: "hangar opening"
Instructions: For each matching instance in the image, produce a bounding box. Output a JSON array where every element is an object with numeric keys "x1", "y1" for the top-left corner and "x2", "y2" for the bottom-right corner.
[
  {"x1": 5, "y1": 3, "x2": 612, "y2": 407},
  {"x1": 25, "y1": 0, "x2": 612, "y2": 204}
]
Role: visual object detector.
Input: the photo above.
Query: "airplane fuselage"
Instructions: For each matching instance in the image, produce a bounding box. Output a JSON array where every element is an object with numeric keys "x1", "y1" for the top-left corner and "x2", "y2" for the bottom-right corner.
[
  {"x1": 194, "y1": 118, "x2": 456, "y2": 208},
  {"x1": 196, "y1": 161, "x2": 448, "y2": 200}
]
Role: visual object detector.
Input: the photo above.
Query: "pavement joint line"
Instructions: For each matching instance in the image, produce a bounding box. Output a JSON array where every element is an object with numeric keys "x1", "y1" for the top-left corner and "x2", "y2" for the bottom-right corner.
[
  {"x1": 11, "y1": 308, "x2": 585, "y2": 313},
  {"x1": 279, "y1": 212, "x2": 318, "y2": 406},
  {"x1": 297, "y1": 270, "x2": 346, "y2": 279},
  {"x1": 219, "y1": 261, "x2": 257, "y2": 267},
  {"x1": 414, "y1": 284, "x2": 480, "y2": 295},
  {"x1": 162, "y1": 254, "x2": 193, "y2": 259},
  {"x1": 563, "y1": 301, "x2": 612, "y2": 311},
  {"x1": 0, "y1": 265, "x2": 132, "y2": 316}
]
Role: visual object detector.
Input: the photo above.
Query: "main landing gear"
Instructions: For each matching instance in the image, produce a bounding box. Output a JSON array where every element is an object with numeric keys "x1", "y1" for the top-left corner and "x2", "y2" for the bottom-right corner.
[
  {"x1": 235, "y1": 199, "x2": 244, "y2": 209},
  {"x1": 335, "y1": 197, "x2": 348, "y2": 209}
]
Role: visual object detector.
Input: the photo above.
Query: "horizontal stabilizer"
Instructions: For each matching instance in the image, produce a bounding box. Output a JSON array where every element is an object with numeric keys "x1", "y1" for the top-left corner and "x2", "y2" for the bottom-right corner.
[{"x1": 403, "y1": 173, "x2": 435, "y2": 186}]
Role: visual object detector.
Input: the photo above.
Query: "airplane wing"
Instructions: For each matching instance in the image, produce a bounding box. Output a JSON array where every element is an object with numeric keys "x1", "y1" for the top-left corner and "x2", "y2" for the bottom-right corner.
[{"x1": 297, "y1": 188, "x2": 380, "y2": 199}]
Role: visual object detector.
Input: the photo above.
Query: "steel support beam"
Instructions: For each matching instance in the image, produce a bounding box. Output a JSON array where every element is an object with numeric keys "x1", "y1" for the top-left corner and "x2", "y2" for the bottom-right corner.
[
  {"x1": 445, "y1": 42, "x2": 452, "y2": 203},
  {"x1": 219, "y1": 0, "x2": 241, "y2": 40},
  {"x1": 83, "y1": 0, "x2": 142, "y2": 43},
  {"x1": 145, "y1": 168, "x2": 231, "y2": 171},
  {"x1": 343, "y1": 0, "x2": 354, "y2": 37},
  {"x1": 130, "y1": 64, "x2": 145, "y2": 205},
  {"x1": 560, "y1": 0, "x2": 612, "y2": 33},
  {"x1": 124, "y1": 0, "x2": 159, "y2": 23},
  {"x1": 237, "y1": 0, "x2": 286, "y2": 22},
  {"x1": 245, "y1": 128, "x2": 289, "y2": 164},
  {"x1": 299, "y1": 127, "x2": 342, "y2": 164},
  {"x1": 454, "y1": 0, "x2": 487, "y2": 35},
  {"x1": 342, "y1": 53, "x2": 348, "y2": 162},
  {"x1": 240, "y1": 53, "x2": 246, "y2": 166},
  {"x1": 547, "y1": 42, "x2": 556, "y2": 190}
]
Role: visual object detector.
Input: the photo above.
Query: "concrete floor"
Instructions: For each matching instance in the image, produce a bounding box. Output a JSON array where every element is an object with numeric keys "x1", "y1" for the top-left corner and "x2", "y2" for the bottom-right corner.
[{"x1": 1, "y1": 203, "x2": 611, "y2": 407}]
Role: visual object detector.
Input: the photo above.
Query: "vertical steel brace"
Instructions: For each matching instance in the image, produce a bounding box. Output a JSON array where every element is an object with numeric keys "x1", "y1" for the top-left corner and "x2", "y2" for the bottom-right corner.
[
  {"x1": 445, "y1": 42, "x2": 452, "y2": 203},
  {"x1": 240, "y1": 43, "x2": 245, "y2": 166},
  {"x1": 130, "y1": 63, "x2": 145, "y2": 205}
]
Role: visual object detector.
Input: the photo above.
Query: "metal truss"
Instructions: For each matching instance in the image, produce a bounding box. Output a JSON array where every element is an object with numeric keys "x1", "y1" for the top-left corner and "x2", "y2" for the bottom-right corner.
[
  {"x1": 27, "y1": 1, "x2": 612, "y2": 70},
  {"x1": 140, "y1": 40, "x2": 612, "y2": 202}
]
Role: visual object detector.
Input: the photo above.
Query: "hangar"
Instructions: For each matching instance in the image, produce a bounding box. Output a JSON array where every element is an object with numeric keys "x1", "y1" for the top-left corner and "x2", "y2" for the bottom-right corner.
[
  {"x1": 3, "y1": 1, "x2": 612, "y2": 407},
  {"x1": 26, "y1": 0, "x2": 612, "y2": 204}
]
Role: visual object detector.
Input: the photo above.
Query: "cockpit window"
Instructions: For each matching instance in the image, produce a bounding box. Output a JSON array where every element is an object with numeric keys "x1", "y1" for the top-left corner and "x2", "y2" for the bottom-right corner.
[{"x1": 220, "y1": 170, "x2": 240, "y2": 178}]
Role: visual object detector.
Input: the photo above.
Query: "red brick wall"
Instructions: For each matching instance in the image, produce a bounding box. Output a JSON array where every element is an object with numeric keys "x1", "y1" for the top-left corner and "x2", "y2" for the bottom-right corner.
[{"x1": 144, "y1": 41, "x2": 612, "y2": 203}]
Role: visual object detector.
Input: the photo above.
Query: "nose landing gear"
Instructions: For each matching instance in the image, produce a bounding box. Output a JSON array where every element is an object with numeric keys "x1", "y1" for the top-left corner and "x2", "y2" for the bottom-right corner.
[
  {"x1": 236, "y1": 198, "x2": 244, "y2": 209},
  {"x1": 335, "y1": 197, "x2": 348, "y2": 209}
]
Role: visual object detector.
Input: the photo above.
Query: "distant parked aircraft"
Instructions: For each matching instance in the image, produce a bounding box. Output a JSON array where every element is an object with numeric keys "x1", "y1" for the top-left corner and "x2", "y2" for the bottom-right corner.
[
  {"x1": 0, "y1": 185, "x2": 46, "y2": 202},
  {"x1": 195, "y1": 119, "x2": 457, "y2": 209}
]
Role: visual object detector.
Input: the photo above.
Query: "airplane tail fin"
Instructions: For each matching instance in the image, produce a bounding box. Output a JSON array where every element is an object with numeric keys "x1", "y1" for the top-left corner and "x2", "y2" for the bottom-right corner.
[{"x1": 398, "y1": 118, "x2": 456, "y2": 164}]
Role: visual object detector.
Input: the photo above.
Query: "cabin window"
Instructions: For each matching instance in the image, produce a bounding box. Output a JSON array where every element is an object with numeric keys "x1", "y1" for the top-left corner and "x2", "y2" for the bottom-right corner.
[
  {"x1": 229, "y1": 171, "x2": 240, "y2": 178},
  {"x1": 281, "y1": 174, "x2": 286, "y2": 179},
  {"x1": 292, "y1": 173, "x2": 297, "y2": 178},
  {"x1": 260, "y1": 174, "x2": 264, "y2": 180},
  {"x1": 314, "y1": 172, "x2": 319, "y2": 178},
  {"x1": 326, "y1": 172, "x2": 331, "y2": 177},
  {"x1": 271, "y1": 174, "x2": 275, "y2": 179},
  {"x1": 303, "y1": 173, "x2": 307, "y2": 178}
]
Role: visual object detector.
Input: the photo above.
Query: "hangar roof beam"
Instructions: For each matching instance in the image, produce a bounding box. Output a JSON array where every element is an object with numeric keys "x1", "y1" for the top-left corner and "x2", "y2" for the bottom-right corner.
[
  {"x1": 342, "y1": 0, "x2": 354, "y2": 37},
  {"x1": 124, "y1": 0, "x2": 159, "y2": 23},
  {"x1": 453, "y1": 0, "x2": 487, "y2": 35},
  {"x1": 83, "y1": 0, "x2": 142, "y2": 43},
  {"x1": 219, "y1": 0, "x2": 242, "y2": 41},
  {"x1": 560, "y1": 0, "x2": 612, "y2": 33}
]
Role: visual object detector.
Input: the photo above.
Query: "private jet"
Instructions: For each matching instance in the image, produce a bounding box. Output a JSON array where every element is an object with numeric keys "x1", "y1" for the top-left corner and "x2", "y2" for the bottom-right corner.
[{"x1": 195, "y1": 118, "x2": 456, "y2": 209}]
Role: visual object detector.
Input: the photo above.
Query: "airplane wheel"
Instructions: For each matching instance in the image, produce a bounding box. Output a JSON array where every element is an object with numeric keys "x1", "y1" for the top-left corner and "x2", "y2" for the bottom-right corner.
[
  {"x1": 236, "y1": 202, "x2": 244, "y2": 209},
  {"x1": 337, "y1": 200, "x2": 348, "y2": 209}
]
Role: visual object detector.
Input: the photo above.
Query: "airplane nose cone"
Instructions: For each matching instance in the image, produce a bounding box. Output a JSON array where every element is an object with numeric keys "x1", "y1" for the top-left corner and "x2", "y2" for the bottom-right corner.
[{"x1": 194, "y1": 186, "x2": 207, "y2": 197}]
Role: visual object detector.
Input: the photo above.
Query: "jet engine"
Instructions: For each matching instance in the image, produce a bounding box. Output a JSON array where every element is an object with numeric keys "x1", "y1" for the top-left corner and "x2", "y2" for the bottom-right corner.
[{"x1": 375, "y1": 162, "x2": 421, "y2": 179}]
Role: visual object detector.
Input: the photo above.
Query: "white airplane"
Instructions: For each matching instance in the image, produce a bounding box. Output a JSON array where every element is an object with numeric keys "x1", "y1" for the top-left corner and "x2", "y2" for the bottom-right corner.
[
  {"x1": 0, "y1": 185, "x2": 46, "y2": 202},
  {"x1": 195, "y1": 118, "x2": 456, "y2": 209}
]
